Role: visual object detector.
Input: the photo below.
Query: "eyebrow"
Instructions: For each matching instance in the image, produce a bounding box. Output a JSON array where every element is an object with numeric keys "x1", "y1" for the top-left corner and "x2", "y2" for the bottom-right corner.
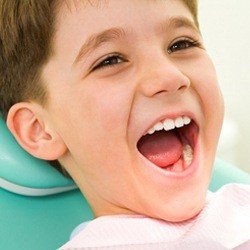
[{"x1": 73, "y1": 16, "x2": 201, "y2": 66}]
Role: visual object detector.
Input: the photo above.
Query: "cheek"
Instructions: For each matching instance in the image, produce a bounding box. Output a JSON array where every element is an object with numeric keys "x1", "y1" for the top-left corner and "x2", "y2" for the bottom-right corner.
[
  {"x1": 178, "y1": 52, "x2": 224, "y2": 127},
  {"x1": 81, "y1": 82, "x2": 131, "y2": 137},
  {"x1": 197, "y1": 61, "x2": 224, "y2": 127},
  {"x1": 191, "y1": 56, "x2": 225, "y2": 150},
  {"x1": 187, "y1": 54, "x2": 224, "y2": 125},
  {"x1": 54, "y1": 82, "x2": 132, "y2": 170}
]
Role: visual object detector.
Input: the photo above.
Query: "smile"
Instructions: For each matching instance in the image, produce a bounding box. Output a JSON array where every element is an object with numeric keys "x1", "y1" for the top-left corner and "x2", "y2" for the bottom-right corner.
[{"x1": 136, "y1": 119, "x2": 200, "y2": 177}]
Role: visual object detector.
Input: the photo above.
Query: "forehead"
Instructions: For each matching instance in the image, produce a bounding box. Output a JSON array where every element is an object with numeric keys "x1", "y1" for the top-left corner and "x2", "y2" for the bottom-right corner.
[
  {"x1": 50, "y1": 0, "x2": 196, "y2": 67},
  {"x1": 53, "y1": 0, "x2": 195, "y2": 41},
  {"x1": 58, "y1": 0, "x2": 186, "y2": 11},
  {"x1": 55, "y1": 0, "x2": 192, "y2": 22},
  {"x1": 55, "y1": 0, "x2": 107, "y2": 16}
]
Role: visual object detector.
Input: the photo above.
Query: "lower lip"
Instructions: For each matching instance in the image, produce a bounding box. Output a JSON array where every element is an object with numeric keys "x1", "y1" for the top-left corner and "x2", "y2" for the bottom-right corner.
[{"x1": 136, "y1": 134, "x2": 200, "y2": 180}]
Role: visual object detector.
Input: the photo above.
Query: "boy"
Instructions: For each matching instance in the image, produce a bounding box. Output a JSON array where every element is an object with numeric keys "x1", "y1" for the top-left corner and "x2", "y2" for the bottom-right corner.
[{"x1": 0, "y1": 0, "x2": 249, "y2": 249}]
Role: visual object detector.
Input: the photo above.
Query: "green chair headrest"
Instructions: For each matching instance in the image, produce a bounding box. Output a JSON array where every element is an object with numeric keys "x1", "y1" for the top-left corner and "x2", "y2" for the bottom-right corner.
[{"x1": 0, "y1": 117, "x2": 77, "y2": 196}]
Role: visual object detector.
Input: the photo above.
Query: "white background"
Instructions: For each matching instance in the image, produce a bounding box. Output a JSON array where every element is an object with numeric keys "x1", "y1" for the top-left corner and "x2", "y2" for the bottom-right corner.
[{"x1": 198, "y1": 0, "x2": 250, "y2": 173}]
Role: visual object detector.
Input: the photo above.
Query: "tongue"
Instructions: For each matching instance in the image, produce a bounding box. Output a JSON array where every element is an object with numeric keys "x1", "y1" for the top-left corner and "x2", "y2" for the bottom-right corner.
[{"x1": 137, "y1": 130, "x2": 183, "y2": 168}]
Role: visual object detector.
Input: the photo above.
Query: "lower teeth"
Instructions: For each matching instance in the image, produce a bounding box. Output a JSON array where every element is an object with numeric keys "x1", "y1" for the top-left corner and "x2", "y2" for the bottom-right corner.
[
  {"x1": 164, "y1": 144, "x2": 193, "y2": 172},
  {"x1": 183, "y1": 144, "x2": 193, "y2": 167}
]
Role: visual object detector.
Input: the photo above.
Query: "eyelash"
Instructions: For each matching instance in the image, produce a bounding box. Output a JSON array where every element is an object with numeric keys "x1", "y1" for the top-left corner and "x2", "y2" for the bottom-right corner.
[{"x1": 92, "y1": 38, "x2": 201, "y2": 71}]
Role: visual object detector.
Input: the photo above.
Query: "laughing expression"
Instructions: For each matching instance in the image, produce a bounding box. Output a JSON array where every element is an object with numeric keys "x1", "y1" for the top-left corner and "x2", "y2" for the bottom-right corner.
[{"x1": 42, "y1": 0, "x2": 225, "y2": 222}]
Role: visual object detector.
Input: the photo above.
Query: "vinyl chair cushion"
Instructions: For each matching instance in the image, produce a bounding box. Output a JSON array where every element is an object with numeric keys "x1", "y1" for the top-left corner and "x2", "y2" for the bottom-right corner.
[
  {"x1": 0, "y1": 116, "x2": 249, "y2": 250},
  {"x1": 0, "y1": 117, "x2": 77, "y2": 196}
]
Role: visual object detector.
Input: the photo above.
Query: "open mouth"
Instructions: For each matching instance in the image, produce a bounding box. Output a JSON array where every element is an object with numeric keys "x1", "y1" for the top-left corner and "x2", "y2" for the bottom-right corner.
[{"x1": 136, "y1": 120, "x2": 199, "y2": 173}]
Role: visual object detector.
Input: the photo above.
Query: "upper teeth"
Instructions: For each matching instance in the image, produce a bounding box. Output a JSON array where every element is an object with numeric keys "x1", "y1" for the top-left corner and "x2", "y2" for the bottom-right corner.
[{"x1": 146, "y1": 116, "x2": 191, "y2": 135}]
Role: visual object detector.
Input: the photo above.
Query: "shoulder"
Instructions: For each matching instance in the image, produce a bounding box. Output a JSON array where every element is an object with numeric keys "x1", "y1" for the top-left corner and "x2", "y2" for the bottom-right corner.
[
  {"x1": 204, "y1": 183, "x2": 250, "y2": 215},
  {"x1": 208, "y1": 183, "x2": 250, "y2": 204},
  {"x1": 185, "y1": 183, "x2": 250, "y2": 249},
  {"x1": 59, "y1": 184, "x2": 250, "y2": 249},
  {"x1": 217, "y1": 182, "x2": 250, "y2": 192},
  {"x1": 70, "y1": 221, "x2": 90, "y2": 239}
]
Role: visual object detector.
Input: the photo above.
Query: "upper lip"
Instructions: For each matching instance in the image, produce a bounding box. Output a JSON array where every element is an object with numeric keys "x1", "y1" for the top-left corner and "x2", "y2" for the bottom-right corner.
[{"x1": 136, "y1": 110, "x2": 200, "y2": 144}]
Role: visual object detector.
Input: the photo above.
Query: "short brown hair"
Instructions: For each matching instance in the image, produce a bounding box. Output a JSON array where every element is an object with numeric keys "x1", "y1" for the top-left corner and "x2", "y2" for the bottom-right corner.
[{"x1": 0, "y1": 0, "x2": 199, "y2": 177}]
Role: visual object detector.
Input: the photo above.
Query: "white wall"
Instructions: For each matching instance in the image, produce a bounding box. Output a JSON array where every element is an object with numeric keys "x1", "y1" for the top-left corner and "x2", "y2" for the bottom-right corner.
[{"x1": 198, "y1": 0, "x2": 250, "y2": 173}]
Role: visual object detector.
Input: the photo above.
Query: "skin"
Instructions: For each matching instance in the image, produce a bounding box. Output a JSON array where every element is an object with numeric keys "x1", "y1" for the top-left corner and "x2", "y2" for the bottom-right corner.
[{"x1": 7, "y1": 0, "x2": 224, "y2": 222}]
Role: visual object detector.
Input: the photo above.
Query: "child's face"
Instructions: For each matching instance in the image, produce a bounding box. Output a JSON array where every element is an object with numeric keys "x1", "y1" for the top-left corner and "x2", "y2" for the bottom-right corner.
[{"x1": 42, "y1": 0, "x2": 224, "y2": 221}]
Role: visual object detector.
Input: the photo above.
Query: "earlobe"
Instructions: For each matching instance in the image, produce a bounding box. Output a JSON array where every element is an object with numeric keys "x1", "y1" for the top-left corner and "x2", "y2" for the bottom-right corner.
[{"x1": 7, "y1": 102, "x2": 67, "y2": 161}]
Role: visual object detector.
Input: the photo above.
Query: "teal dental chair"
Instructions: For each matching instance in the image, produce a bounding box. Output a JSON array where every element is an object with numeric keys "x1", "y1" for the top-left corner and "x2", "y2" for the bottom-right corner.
[{"x1": 0, "y1": 117, "x2": 250, "y2": 250}]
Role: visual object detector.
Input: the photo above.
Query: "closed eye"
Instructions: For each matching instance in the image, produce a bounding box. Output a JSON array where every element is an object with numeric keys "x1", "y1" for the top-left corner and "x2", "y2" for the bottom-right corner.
[
  {"x1": 92, "y1": 54, "x2": 126, "y2": 71},
  {"x1": 168, "y1": 38, "x2": 201, "y2": 53},
  {"x1": 92, "y1": 38, "x2": 201, "y2": 71}
]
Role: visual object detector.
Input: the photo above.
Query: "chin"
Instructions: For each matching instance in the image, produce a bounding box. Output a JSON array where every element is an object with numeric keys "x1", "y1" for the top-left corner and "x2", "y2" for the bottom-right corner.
[
  {"x1": 149, "y1": 196, "x2": 206, "y2": 223},
  {"x1": 169, "y1": 205, "x2": 203, "y2": 222}
]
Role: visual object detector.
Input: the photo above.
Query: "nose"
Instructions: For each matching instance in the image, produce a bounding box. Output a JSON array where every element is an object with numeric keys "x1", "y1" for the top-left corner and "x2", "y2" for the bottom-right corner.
[{"x1": 137, "y1": 56, "x2": 191, "y2": 97}]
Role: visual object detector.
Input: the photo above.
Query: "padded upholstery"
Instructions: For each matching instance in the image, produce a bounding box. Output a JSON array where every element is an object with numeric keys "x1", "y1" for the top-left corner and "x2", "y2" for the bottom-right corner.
[
  {"x1": 0, "y1": 117, "x2": 76, "y2": 196},
  {"x1": 0, "y1": 116, "x2": 249, "y2": 250}
]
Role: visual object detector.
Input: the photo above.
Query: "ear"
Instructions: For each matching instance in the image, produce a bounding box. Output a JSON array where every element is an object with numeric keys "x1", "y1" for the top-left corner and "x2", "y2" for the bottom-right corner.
[{"x1": 6, "y1": 102, "x2": 67, "y2": 160}]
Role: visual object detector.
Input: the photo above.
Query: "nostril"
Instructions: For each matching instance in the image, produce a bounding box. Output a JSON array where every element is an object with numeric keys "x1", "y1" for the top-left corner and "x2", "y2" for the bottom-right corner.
[
  {"x1": 156, "y1": 90, "x2": 166, "y2": 95},
  {"x1": 157, "y1": 84, "x2": 186, "y2": 94},
  {"x1": 156, "y1": 85, "x2": 185, "y2": 96},
  {"x1": 178, "y1": 85, "x2": 188, "y2": 91}
]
